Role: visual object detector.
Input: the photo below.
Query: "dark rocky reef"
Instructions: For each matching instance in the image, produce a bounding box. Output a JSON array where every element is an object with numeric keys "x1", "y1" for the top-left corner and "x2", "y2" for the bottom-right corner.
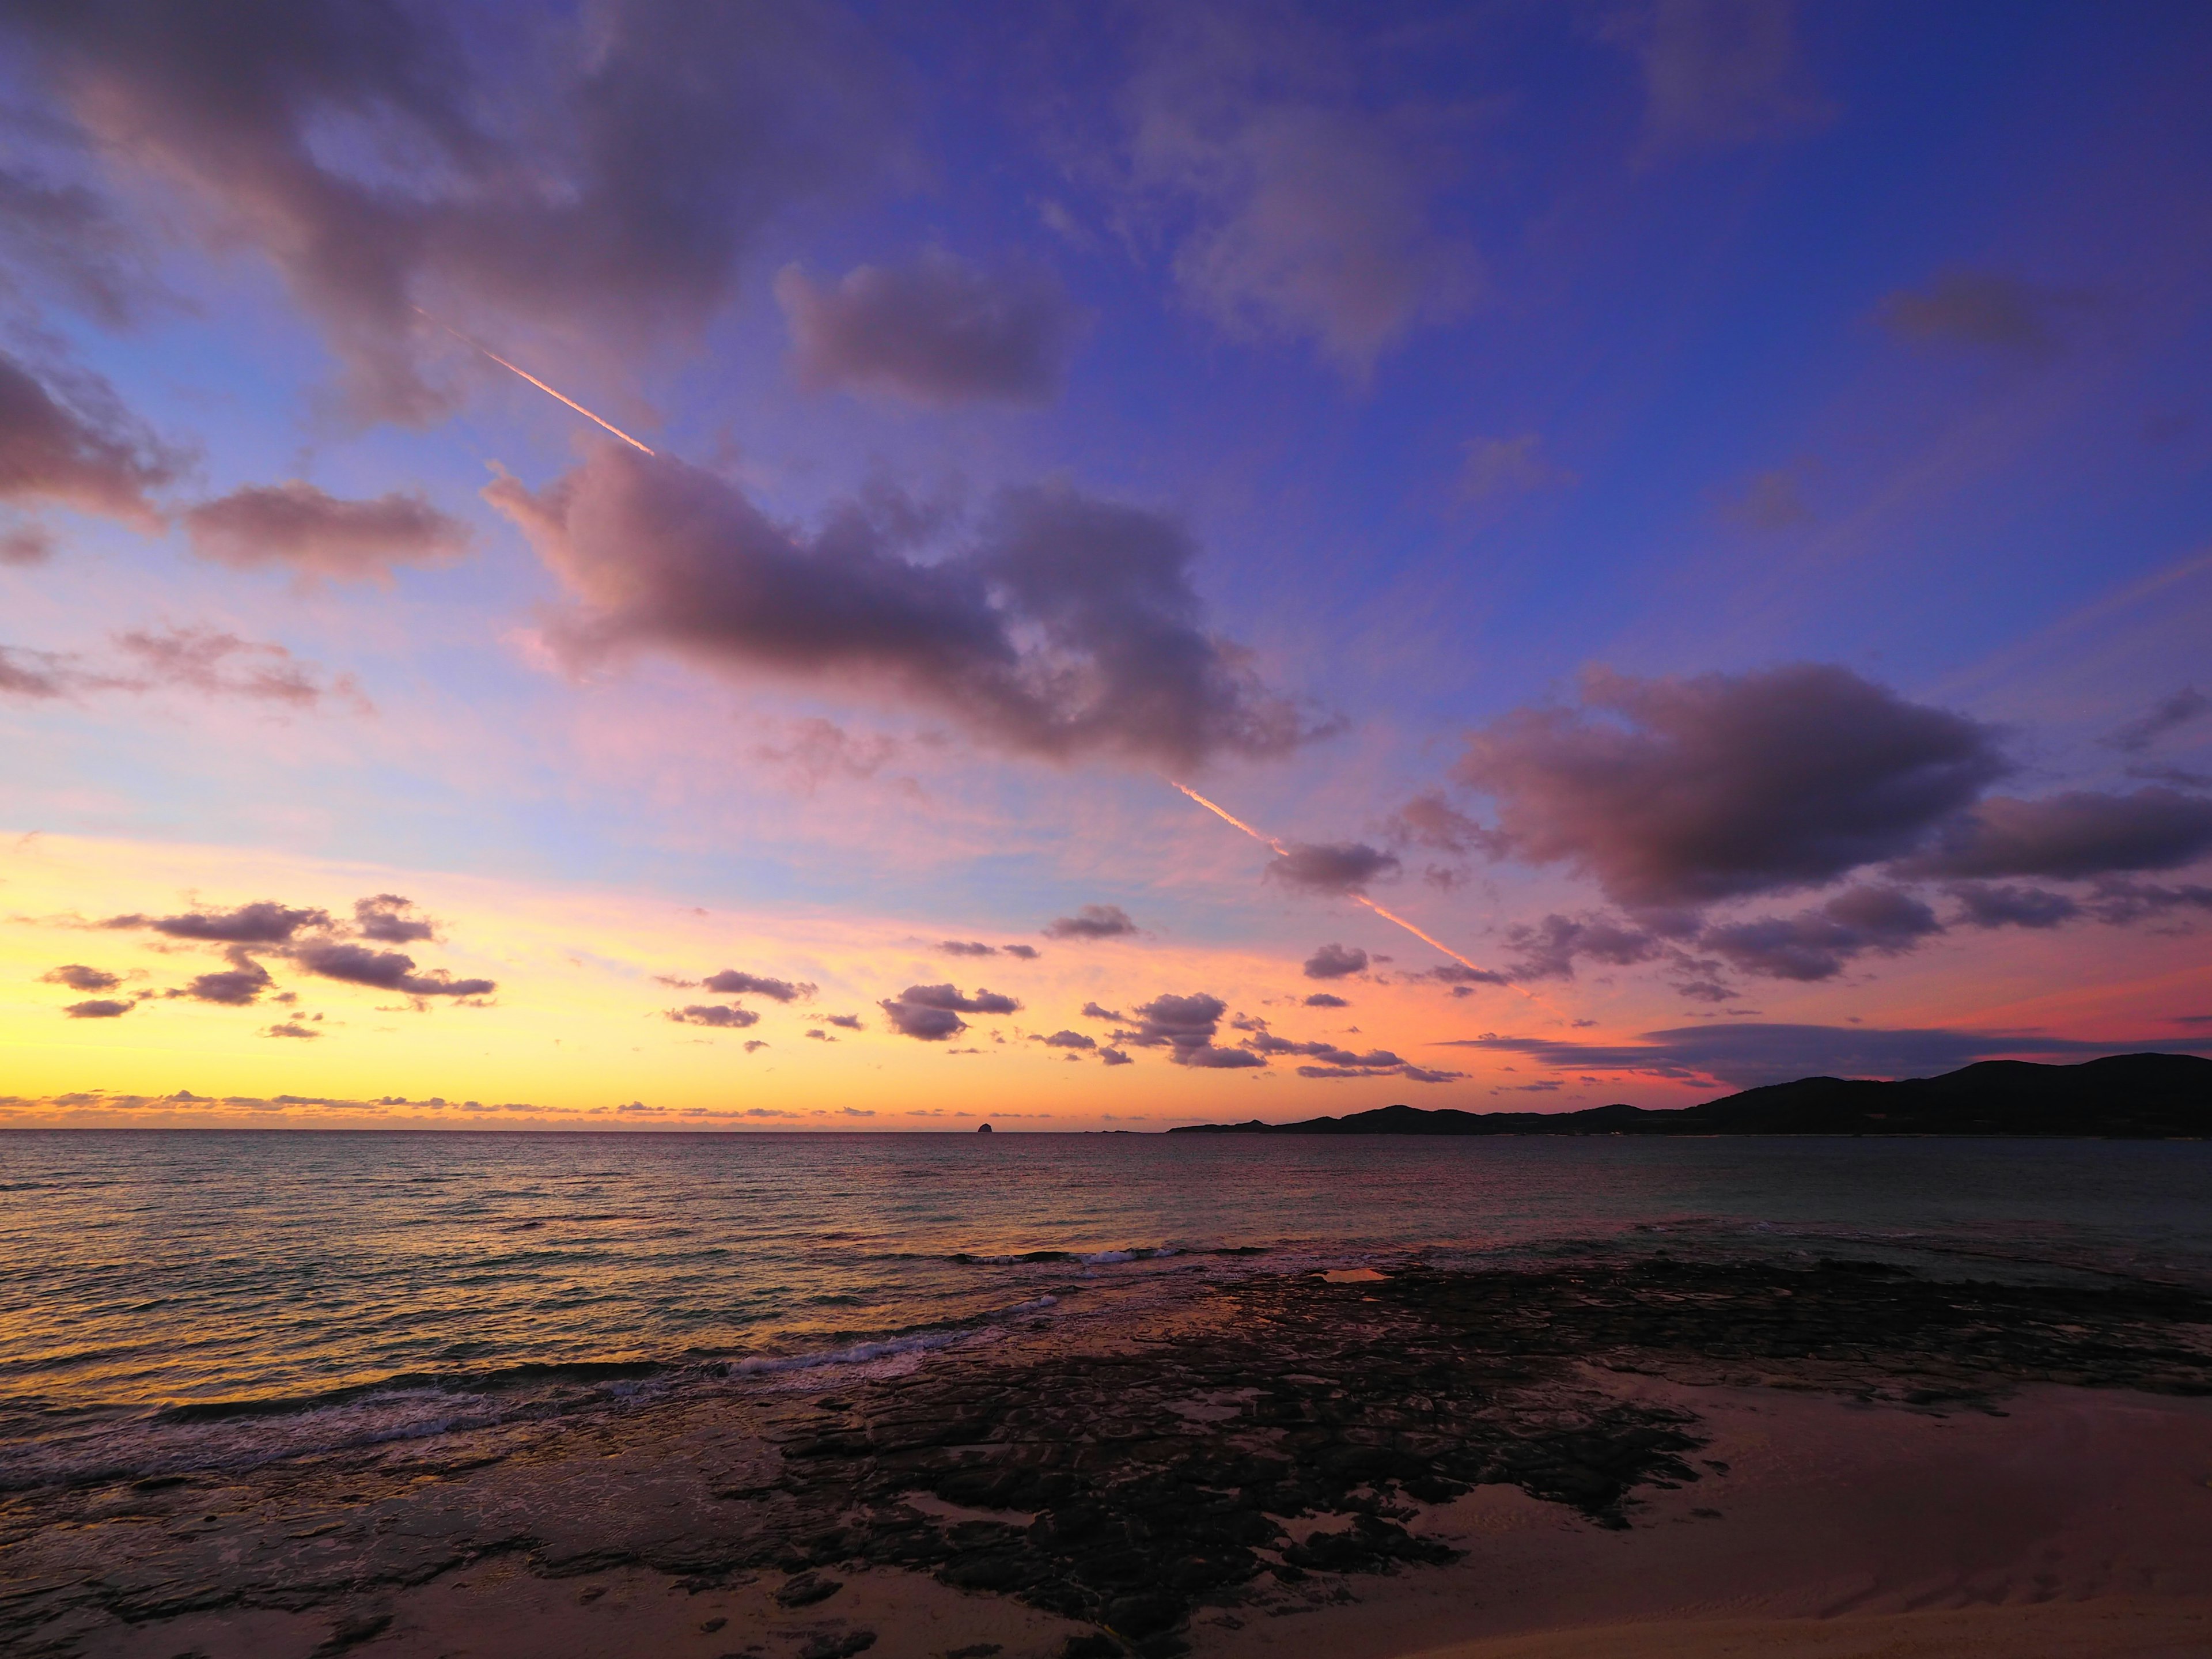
[
  {"x1": 5, "y1": 1255, "x2": 2209, "y2": 1657},
  {"x1": 1171, "y1": 1051, "x2": 2212, "y2": 1138}
]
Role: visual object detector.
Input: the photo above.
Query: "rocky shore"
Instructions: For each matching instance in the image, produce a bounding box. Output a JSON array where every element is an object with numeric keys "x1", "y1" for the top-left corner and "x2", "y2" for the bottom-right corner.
[{"x1": 6, "y1": 1253, "x2": 2210, "y2": 1658}]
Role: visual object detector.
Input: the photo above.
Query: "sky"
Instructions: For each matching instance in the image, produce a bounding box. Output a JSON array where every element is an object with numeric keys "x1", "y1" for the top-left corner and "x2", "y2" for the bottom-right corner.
[{"x1": 3, "y1": 0, "x2": 2210, "y2": 1131}]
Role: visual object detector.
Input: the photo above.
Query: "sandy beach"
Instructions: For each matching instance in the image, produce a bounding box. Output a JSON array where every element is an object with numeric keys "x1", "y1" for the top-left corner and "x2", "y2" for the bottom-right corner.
[{"x1": 9, "y1": 1255, "x2": 2211, "y2": 1658}]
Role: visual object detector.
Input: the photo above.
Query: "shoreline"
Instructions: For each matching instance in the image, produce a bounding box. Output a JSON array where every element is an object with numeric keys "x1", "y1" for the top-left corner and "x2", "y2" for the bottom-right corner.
[{"x1": 6, "y1": 1252, "x2": 2210, "y2": 1657}]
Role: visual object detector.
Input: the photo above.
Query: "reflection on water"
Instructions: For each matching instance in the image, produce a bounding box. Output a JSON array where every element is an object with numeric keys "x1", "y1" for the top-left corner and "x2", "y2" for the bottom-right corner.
[{"x1": 3, "y1": 1130, "x2": 2208, "y2": 1486}]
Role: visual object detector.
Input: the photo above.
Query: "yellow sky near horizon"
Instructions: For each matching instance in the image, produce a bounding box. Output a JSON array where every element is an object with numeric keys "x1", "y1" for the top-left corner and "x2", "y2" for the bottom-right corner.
[
  {"x1": 0, "y1": 830, "x2": 1501, "y2": 1128},
  {"x1": 5, "y1": 830, "x2": 2204, "y2": 1131}
]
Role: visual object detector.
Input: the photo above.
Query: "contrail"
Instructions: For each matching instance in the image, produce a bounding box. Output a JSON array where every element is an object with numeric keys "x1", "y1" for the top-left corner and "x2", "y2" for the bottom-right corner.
[
  {"x1": 414, "y1": 308, "x2": 656, "y2": 454},
  {"x1": 1169, "y1": 779, "x2": 1528, "y2": 997}
]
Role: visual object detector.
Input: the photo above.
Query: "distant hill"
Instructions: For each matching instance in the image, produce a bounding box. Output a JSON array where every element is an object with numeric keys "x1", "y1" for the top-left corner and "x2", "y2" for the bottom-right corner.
[{"x1": 1165, "y1": 1052, "x2": 2212, "y2": 1139}]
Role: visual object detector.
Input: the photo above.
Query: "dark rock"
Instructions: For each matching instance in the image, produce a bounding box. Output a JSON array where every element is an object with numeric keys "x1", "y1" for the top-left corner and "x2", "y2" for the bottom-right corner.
[
  {"x1": 308, "y1": 1612, "x2": 392, "y2": 1656},
  {"x1": 774, "y1": 1571, "x2": 843, "y2": 1608}
]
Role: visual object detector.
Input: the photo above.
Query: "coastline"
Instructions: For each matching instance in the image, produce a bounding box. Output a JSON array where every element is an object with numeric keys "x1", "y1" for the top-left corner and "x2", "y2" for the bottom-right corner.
[{"x1": 7, "y1": 1249, "x2": 2211, "y2": 1657}]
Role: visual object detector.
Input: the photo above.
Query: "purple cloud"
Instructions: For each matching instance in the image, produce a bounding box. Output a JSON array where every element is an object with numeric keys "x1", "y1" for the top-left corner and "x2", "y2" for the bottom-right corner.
[
  {"x1": 1457, "y1": 664, "x2": 2006, "y2": 909},
  {"x1": 776, "y1": 251, "x2": 1080, "y2": 406},
  {"x1": 185, "y1": 482, "x2": 469, "y2": 582},
  {"x1": 488, "y1": 451, "x2": 1310, "y2": 770}
]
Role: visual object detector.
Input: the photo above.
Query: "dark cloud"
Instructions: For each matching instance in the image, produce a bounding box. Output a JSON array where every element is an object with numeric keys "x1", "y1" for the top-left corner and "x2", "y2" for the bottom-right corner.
[
  {"x1": 1418, "y1": 963, "x2": 1513, "y2": 988},
  {"x1": 354, "y1": 894, "x2": 435, "y2": 944},
  {"x1": 1003, "y1": 944, "x2": 1040, "y2": 961},
  {"x1": 0, "y1": 347, "x2": 176, "y2": 529},
  {"x1": 940, "y1": 940, "x2": 998, "y2": 957},
  {"x1": 104, "y1": 900, "x2": 329, "y2": 944},
  {"x1": 0, "y1": 644, "x2": 74, "y2": 698},
  {"x1": 5, "y1": 0, "x2": 900, "y2": 423},
  {"x1": 2, "y1": 524, "x2": 55, "y2": 565},
  {"x1": 2084, "y1": 877, "x2": 2212, "y2": 926},
  {"x1": 805, "y1": 1027, "x2": 832, "y2": 1040},
  {"x1": 1949, "y1": 883, "x2": 2080, "y2": 930},
  {"x1": 824, "y1": 1013, "x2": 863, "y2": 1031},
  {"x1": 1605, "y1": 0, "x2": 1833, "y2": 152},
  {"x1": 1501, "y1": 914, "x2": 1660, "y2": 981},
  {"x1": 65, "y1": 998, "x2": 132, "y2": 1018},
  {"x1": 1456, "y1": 434, "x2": 1574, "y2": 503},
  {"x1": 1903, "y1": 788, "x2": 2212, "y2": 881},
  {"x1": 1302, "y1": 992, "x2": 1348, "y2": 1008},
  {"x1": 2127, "y1": 763, "x2": 2212, "y2": 790},
  {"x1": 0, "y1": 163, "x2": 150, "y2": 325},
  {"x1": 878, "y1": 983, "x2": 1021, "y2": 1042},
  {"x1": 776, "y1": 251, "x2": 1080, "y2": 406},
  {"x1": 264, "y1": 1021, "x2": 319, "y2": 1038},
  {"x1": 1120, "y1": 9, "x2": 1476, "y2": 374},
  {"x1": 1046, "y1": 904, "x2": 1138, "y2": 940},
  {"x1": 488, "y1": 451, "x2": 1308, "y2": 770},
  {"x1": 702, "y1": 969, "x2": 812, "y2": 1002},
  {"x1": 1698, "y1": 885, "x2": 1943, "y2": 982},
  {"x1": 1100, "y1": 1047, "x2": 1133, "y2": 1067},
  {"x1": 184, "y1": 482, "x2": 469, "y2": 582},
  {"x1": 1243, "y1": 1028, "x2": 1460, "y2": 1083},
  {"x1": 1445, "y1": 1023, "x2": 2145, "y2": 1090},
  {"x1": 1245, "y1": 1031, "x2": 1399, "y2": 1067},
  {"x1": 175, "y1": 948, "x2": 273, "y2": 1006},
  {"x1": 1266, "y1": 842, "x2": 1399, "y2": 896},
  {"x1": 0, "y1": 628, "x2": 358, "y2": 708},
  {"x1": 666, "y1": 1004, "x2": 760, "y2": 1029},
  {"x1": 1080, "y1": 1001, "x2": 1125, "y2": 1021},
  {"x1": 1037, "y1": 1029, "x2": 1097, "y2": 1050},
  {"x1": 2108, "y1": 687, "x2": 2207, "y2": 755},
  {"x1": 1116, "y1": 992, "x2": 1263, "y2": 1068},
  {"x1": 1457, "y1": 664, "x2": 2006, "y2": 909},
  {"x1": 1383, "y1": 794, "x2": 1503, "y2": 858},
  {"x1": 1876, "y1": 271, "x2": 2097, "y2": 361},
  {"x1": 40, "y1": 964, "x2": 119, "y2": 991},
  {"x1": 291, "y1": 941, "x2": 494, "y2": 998},
  {"x1": 1302, "y1": 942, "x2": 1368, "y2": 980},
  {"x1": 111, "y1": 623, "x2": 354, "y2": 703},
  {"x1": 751, "y1": 715, "x2": 922, "y2": 796},
  {"x1": 1719, "y1": 465, "x2": 1813, "y2": 531}
]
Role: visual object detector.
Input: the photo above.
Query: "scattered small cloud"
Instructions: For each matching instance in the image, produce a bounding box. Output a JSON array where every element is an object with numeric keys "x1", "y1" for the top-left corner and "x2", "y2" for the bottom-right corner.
[
  {"x1": 1302, "y1": 991, "x2": 1349, "y2": 1008},
  {"x1": 2107, "y1": 687, "x2": 2207, "y2": 755},
  {"x1": 1045, "y1": 904, "x2": 1138, "y2": 940},
  {"x1": 776, "y1": 250, "x2": 1081, "y2": 407},
  {"x1": 1876, "y1": 270, "x2": 2099, "y2": 362},
  {"x1": 354, "y1": 894, "x2": 435, "y2": 944},
  {"x1": 878, "y1": 983, "x2": 1020, "y2": 1041},
  {"x1": 40, "y1": 963, "x2": 118, "y2": 991},
  {"x1": 666, "y1": 1004, "x2": 760, "y2": 1029},
  {"x1": 1457, "y1": 433, "x2": 1573, "y2": 503},
  {"x1": 183, "y1": 482, "x2": 469, "y2": 583},
  {"x1": 1302, "y1": 942, "x2": 1368, "y2": 980},
  {"x1": 1266, "y1": 842, "x2": 1400, "y2": 896},
  {"x1": 702, "y1": 969, "x2": 812, "y2": 1002},
  {"x1": 1113, "y1": 992, "x2": 1263, "y2": 1068},
  {"x1": 1604, "y1": 0, "x2": 1835, "y2": 155}
]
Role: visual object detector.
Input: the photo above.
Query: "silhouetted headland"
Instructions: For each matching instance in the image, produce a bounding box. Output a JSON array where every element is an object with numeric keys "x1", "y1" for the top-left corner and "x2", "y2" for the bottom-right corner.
[{"x1": 1168, "y1": 1052, "x2": 2212, "y2": 1139}]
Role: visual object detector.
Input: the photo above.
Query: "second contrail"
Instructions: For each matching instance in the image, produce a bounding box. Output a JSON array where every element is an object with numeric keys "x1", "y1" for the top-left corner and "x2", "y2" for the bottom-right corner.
[
  {"x1": 415, "y1": 308, "x2": 656, "y2": 454},
  {"x1": 1169, "y1": 780, "x2": 1529, "y2": 998}
]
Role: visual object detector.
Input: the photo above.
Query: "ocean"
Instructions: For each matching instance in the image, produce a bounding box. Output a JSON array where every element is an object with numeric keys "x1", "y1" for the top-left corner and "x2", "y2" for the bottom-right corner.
[{"x1": 5, "y1": 1129, "x2": 2210, "y2": 1494}]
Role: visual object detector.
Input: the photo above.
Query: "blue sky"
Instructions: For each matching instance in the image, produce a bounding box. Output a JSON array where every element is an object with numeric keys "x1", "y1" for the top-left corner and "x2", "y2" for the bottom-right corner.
[{"x1": 3, "y1": 1, "x2": 2209, "y2": 1126}]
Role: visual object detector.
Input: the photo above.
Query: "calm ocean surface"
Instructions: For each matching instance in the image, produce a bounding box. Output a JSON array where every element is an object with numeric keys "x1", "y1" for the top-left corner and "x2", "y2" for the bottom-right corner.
[{"x1": 4, "y1": 1130, "x2": 2209, "y2": 1490}]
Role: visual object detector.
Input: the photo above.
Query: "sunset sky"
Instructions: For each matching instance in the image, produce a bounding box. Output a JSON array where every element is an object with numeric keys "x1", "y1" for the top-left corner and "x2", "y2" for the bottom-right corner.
[{"x1": 3, "y1": 1, "x2": 2210, "y2": 1129}]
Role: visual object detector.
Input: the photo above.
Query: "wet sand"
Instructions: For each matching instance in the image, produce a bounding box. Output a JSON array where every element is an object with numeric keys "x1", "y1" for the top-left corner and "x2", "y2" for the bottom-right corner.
[{"x1": 7, "y1": 1254, "x2": 2210, "y2": 1658}]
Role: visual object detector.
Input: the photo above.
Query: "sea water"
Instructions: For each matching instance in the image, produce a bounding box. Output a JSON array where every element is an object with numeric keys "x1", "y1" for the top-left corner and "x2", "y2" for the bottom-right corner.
[{"x1": 4, "y1": 1129, "x2": 2209, "y2": 1490}]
